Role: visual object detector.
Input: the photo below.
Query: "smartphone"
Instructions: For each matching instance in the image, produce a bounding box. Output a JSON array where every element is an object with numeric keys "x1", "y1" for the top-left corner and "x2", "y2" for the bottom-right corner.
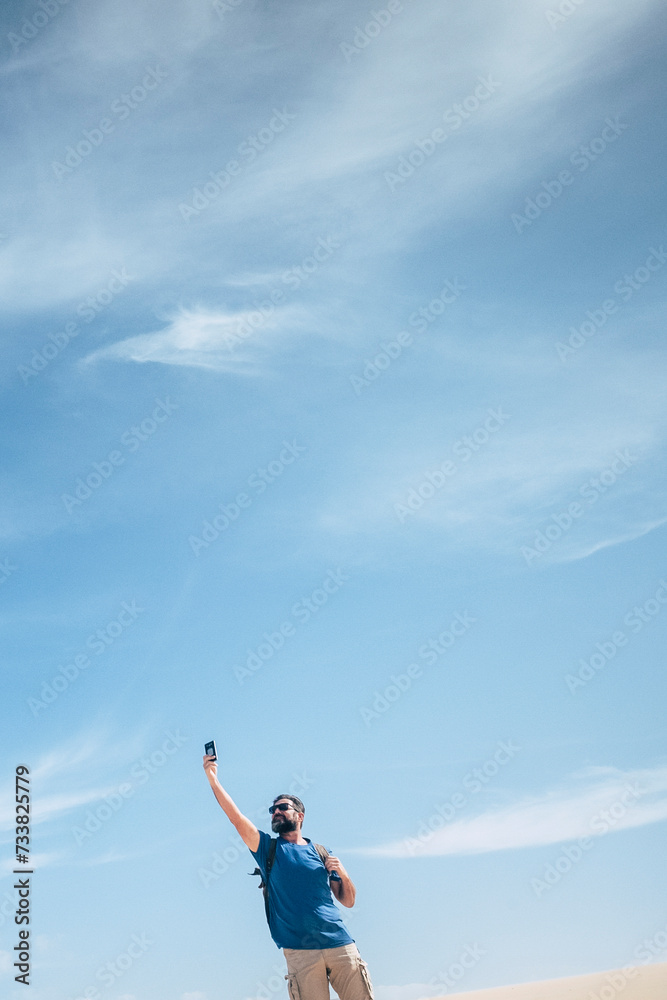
[{"x1": 204, "y1": 740, "x2": 217, "y2": 760}]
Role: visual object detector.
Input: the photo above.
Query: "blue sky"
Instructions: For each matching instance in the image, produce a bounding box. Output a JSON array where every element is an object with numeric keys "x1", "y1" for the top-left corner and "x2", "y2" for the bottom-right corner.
[{"x1": 2, "y1": 0, "x2": 667, "y2": 998}]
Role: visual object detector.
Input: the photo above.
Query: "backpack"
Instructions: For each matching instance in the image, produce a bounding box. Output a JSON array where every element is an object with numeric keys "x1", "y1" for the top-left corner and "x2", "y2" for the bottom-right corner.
[{"x1": 250, "y1": 837, "x2": 330, "y2": 926}]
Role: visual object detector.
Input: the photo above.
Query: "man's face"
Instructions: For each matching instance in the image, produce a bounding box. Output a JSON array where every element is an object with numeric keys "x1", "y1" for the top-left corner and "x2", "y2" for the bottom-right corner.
[{"x1": 270, "y1": 799, "x2": 301, "y2": 834}]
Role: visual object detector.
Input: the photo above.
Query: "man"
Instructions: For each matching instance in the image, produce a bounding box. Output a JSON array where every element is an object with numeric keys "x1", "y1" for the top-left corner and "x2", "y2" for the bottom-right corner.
[{"x1": 203, "y1": 753, "x2": 374, "y2": 1000}]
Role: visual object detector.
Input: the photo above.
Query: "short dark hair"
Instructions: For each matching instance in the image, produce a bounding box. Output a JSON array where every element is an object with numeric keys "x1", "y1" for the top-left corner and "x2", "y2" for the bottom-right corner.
[{"x1": 273, "y1": 794, "x2": 305, "y2": 814}]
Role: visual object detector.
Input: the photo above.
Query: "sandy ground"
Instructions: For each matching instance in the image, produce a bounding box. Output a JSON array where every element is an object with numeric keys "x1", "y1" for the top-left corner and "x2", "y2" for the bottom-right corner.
[{"x1": 437, "y1": 962, "x2": 667, "y2": 1000}]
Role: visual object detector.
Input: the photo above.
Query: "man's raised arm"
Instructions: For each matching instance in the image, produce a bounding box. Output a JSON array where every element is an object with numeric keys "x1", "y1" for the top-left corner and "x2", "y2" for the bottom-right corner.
[{"x1": 203, "y1": 754, "x2": 260, "y2": 852}]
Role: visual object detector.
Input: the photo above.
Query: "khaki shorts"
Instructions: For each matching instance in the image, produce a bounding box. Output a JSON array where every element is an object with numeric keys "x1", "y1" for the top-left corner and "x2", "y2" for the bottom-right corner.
[{"x1": 283, "y1": 943, "x2": 374, "y2": 1000}]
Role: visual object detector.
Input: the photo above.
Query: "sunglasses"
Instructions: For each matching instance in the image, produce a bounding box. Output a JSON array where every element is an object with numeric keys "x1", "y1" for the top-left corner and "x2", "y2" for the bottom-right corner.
[{"x1": 269, "y1": 802, "x2": 295, "y2": 814}]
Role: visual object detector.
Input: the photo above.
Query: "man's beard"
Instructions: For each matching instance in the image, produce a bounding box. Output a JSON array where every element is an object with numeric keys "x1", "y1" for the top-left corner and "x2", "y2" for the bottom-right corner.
[{"x1": 271, "y1": 815, "x2": 298, "y2": 834}]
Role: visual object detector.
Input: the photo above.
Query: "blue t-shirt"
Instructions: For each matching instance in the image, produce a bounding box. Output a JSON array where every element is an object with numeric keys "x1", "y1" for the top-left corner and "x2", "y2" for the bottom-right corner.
[{"x1": 251, "y1": 831, "x2": 354, "y2": 950}]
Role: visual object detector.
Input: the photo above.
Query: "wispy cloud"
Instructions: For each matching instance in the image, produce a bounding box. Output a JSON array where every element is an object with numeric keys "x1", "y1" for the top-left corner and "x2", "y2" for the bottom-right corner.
[
  {"x1": 357, "y1": 765, "x2": 667, "y2": 858},
  {"x1": 29, "y1": 732, "x2": 109, "y2": 782},
  {"x1": 0, "y1": 726, "x2": 155, "y2": 835},
  {"x1": 0, "y1": 852, "x2": 60, "y2": 876},
  {"x1": 220, "y1": 0, "x2": 660, "y2": 234},
  {"x1": 314, "y1": 338, "x2": 667, "y2": 563},
  {"x1": 3, "y1": 0, "x2": 660, "y2": 321},
  {"x1": 84, "y1": 304, "x2": 307, "y2": 372},
  {"x1": 555, "y1": 516, "x2": 667, "y2": 565}
]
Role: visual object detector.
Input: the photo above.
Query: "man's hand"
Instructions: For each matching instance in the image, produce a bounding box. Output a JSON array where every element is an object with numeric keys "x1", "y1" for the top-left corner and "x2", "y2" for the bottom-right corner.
[
  {"x1": 326, "y1": 856, "x2": 356, "y2": 907},
  {"x1": 324, "y1": 855, "x2": 344, "y2": 877},
  {"x1": 203, "y1": 754, "x2": 218, "y2": 781}
]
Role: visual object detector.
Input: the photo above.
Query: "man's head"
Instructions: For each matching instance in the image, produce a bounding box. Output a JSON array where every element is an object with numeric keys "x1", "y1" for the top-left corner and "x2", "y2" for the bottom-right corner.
[{"x1": 270, "y1": 794, "x2": 305, "y2": 835}]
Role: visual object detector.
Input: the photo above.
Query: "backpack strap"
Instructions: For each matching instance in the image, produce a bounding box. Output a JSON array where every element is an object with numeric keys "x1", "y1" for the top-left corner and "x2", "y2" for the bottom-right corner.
[
  {"x1": 262, "y1": 836, "x2": 278, "y2": 924},
  {"x1": 266, "y1": 836, "x2": 278, "y2": 878},
  {"x1": 313, "y1": 843, "x2": 329, "y2": 865},
  {"x1": 249, "y1": 837, "x2": 278, "y2": 927},
  {"x1": 313, "y1": 842, "x2": 342, "y2": 881}
]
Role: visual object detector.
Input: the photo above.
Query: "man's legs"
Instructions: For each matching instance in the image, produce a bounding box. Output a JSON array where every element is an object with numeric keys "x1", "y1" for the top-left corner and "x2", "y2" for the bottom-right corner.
[
  {"x1": 283, "y1": 948, "x2": 331, "y2": 1000},
  {"x1": 326, "y1": 944, "x2": 374, "y2": 1000}
]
